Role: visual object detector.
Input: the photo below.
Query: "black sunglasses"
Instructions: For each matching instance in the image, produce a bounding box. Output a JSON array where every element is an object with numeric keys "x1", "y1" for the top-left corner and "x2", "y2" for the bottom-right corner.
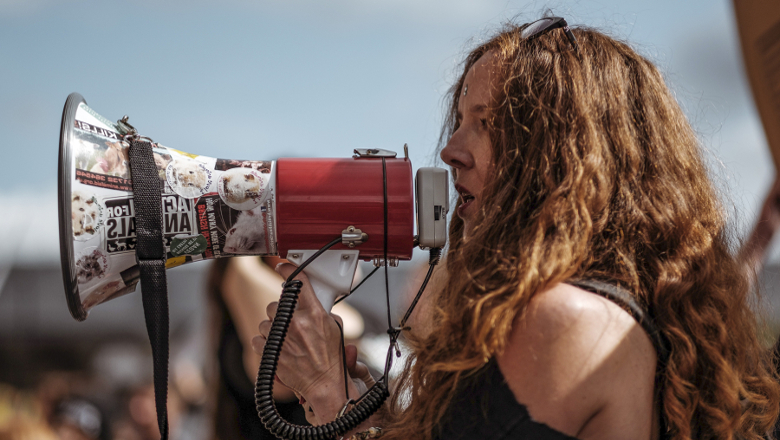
[{"x1": 520, "y1": 16, "x2": 579, "y2": 53}]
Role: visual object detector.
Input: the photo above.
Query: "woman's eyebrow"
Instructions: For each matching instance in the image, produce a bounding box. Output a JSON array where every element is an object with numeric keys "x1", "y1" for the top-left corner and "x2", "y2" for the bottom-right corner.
[
  {"x1": 470, "y1": 104, "x2": 487, "y2": 114},
  {"x1": 456, "y1": 104, "x2": 487, "y2": 123}
]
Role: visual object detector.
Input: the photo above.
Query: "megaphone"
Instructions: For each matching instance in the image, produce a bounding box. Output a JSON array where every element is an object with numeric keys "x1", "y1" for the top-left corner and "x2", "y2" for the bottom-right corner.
[{"x1": 59, "y1": 92, "x2": 449, "y2": 321}]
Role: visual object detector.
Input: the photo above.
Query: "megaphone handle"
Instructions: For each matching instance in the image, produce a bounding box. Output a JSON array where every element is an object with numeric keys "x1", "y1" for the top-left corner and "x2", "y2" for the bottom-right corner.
[
  {"x1": 286, "y1": 249, "x2": 360, "y2": 312},
  {"x1": 306, "y1": 276, "x2": 339, "y2": 312},
  {"x1": 256, "y1": 279, "x2": 390, "y2": 439}
]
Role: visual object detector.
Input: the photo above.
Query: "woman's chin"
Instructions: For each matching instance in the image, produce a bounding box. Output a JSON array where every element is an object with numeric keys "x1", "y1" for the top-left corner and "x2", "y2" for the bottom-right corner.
[
  {"x1": 460, "y1": 219, "x2": 476, "y2": 240},
  {"x1": 457, "y1": 201, "x2": 479, "y2": 237}
]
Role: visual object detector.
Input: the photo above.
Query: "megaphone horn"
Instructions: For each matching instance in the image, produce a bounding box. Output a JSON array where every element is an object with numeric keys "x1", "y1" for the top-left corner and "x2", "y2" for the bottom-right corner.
[{"x1": 59, "y1": 93, "x2": 449, "y2": 321}]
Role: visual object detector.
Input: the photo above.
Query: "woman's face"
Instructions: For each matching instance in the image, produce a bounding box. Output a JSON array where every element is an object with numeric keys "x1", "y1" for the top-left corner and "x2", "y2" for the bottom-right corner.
[{"x1": 440, "y1": 52, "x2": 497, "y2": 234}]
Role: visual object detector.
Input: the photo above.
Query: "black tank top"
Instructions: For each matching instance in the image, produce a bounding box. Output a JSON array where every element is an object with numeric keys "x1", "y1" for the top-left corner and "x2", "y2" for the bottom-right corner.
[{"x1": 433, "y1": 280, "x2": 671, "y2": 440}]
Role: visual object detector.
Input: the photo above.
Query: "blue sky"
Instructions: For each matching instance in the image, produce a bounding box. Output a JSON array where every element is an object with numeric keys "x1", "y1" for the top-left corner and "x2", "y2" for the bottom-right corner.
[{"x1": 0, "y1": 0, "x2": 775, "y2": 264}]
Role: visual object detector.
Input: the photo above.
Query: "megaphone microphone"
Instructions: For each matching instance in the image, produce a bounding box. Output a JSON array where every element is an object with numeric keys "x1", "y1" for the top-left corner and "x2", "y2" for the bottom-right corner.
[
  {"x1": 59, "y1": 92, "x2": 448, "y2": 439},
  {"x1": 59, "y1": 93, "x2": 448, "y2": 320}
]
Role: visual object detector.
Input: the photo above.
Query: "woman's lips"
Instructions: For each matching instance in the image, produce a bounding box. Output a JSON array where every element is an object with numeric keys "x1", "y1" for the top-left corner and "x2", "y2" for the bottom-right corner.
[
  {"x1": 455, "y1": 184, "x2": 476, "y2": 218},
  {"x1": 457, "y1": 198, "x2": 474, "y2": 218}
]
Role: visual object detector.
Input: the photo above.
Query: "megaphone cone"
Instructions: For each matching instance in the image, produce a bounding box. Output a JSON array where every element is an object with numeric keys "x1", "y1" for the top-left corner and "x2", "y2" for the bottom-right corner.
[{"x1": 59, "y1": 93, "x2": 431, "y2": 321}]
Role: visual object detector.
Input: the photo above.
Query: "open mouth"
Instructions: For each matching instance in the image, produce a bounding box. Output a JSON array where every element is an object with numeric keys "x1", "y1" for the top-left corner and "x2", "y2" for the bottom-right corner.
[
  {"x1": 456, "y1": 184, "x2": 476, "y2": 219},
  {"x1": 456, "y1": 185, "x2": 475, "y2": 205}
]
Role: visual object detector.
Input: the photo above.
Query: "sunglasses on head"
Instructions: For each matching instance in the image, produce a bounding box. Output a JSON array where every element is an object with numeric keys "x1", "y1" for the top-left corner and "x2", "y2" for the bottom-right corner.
[{"x1": 520, "y1": 16, "x2": 579, "y2": 53}]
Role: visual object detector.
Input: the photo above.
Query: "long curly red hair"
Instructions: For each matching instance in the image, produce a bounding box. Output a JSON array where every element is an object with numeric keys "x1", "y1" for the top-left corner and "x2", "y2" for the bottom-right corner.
[{"x1": 383, "y1": 23, "x2": 780, "y2": 440}]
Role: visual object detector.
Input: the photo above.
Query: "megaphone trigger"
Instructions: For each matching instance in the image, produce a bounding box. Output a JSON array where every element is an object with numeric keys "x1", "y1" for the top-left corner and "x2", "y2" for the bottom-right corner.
[{"x1": 286, "y1": 249, "x2": 361, "y2": 312}]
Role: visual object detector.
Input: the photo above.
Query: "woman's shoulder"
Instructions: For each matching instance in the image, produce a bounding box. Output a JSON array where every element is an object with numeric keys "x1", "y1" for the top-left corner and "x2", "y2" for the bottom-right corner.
[
  {"x1": 524, "y1": 282, "x2": 643, "y2": 332},
  {"x1": 496, "y1": 282, "x2": 658, "y2": 439}
]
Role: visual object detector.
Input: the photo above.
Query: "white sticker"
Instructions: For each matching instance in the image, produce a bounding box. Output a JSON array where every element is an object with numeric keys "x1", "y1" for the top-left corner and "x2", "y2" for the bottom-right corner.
[
  {"x1": 218, "y1": 167, "x2": 269, "y2": 210},
  {"x1": 71, "y1": 191, "x2": 103, "y2": 241},
  {"x1": 166, "y1": 158, "x2": 213, "y2": 198}
]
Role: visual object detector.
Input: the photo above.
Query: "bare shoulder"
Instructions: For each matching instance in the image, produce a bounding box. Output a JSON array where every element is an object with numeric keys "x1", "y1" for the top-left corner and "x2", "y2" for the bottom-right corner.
[
  {"x1": 519, "y1": 283, "x2": 642, "y2": 340},
  {"x1": 496, "y1": 283, "x2": 658, "y2": 439}
]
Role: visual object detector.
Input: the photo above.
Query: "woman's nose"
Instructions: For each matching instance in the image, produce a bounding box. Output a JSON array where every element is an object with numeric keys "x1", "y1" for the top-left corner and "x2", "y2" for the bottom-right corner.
[{"x1": 440, "y1": 132, "x2": 473, "y2": 170}]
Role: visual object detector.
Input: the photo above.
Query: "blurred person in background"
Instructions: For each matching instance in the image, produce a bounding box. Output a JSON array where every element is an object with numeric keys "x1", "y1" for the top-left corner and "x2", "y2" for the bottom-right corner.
[
  {"x1": 111, "y1": 384, "x2": 182, "y2": 440},
  {"x1": 739, "y1": 177, "x2": 780, "y2": 282},
  {"x1": 205, "y1": 256, "x2": 365, "y2": 439}
]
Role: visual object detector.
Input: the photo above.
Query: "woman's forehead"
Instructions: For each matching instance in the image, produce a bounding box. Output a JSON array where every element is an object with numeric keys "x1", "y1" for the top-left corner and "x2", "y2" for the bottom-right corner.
[
  {"x1": 465, "y1": 51, "x2": 498, "y2": 83},
  {"x1": 460, "y1": 51, "x2": 499, "y2": 109}
]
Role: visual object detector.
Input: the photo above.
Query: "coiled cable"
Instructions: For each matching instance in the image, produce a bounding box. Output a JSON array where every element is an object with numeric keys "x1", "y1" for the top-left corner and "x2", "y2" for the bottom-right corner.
[{"x1": 254, "y1": 237, "x2": 390, "y2": 440}]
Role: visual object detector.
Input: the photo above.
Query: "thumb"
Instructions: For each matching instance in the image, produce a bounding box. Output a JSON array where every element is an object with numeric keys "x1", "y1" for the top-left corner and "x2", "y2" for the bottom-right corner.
[
  {"x1": 345, "y1": 344, "x2": 358, "y2": 371},
  {"x1": 345, "y1": 344, "x2": 375, "y2": 388}
]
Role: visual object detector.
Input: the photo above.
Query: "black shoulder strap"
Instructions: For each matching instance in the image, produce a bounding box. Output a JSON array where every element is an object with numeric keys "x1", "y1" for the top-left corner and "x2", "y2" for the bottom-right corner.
[
  {"x1": 567, "y1": 279, "x2": 672, "y2": 440},
  {"x1": 566, "y1": 279, "x2": 670, "y2": 366},
  {"x1": 128, "y1": 139, "x2": 170, "y2": 440}
]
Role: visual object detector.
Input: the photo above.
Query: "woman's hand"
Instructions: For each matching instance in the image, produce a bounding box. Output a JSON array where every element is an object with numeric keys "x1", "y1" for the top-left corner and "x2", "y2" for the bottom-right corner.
[{"x1": 251, "y1": 263, "x2": 360, "y2": 424}]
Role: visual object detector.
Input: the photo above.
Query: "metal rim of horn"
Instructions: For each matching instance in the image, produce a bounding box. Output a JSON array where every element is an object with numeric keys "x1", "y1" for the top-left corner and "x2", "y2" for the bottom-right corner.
[{"x1": 59, "y1": 92, "x2": 88, "y2": 321}]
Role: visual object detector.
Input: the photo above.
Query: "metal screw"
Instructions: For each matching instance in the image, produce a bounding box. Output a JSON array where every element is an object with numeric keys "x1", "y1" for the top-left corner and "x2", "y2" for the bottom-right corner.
[
  {"x1": 291, "y1": 254, "x2": 300, "y2": 259},
  {"x1": 348, "y1": 226, "x2": 355, "y2": 232},
  {"x1": 342, "y1": 255, "x2": 350, "y2": 260},
  {"x1": 348, "y1": 243, "x2": 355, "y2": 248}
]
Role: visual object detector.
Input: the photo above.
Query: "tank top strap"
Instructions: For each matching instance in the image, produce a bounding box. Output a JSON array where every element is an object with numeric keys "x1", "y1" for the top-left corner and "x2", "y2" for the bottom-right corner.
[
  {"x1": 566, "y1": 279, "x2": 672, "y2": 440},
  {"x1": 566, "y1": 279, "x2": 670, "y2": 366}
]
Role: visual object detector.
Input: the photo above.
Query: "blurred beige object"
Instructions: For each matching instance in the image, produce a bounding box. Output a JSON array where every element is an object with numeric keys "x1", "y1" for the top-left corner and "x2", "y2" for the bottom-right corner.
[
  {"x1": 0, "y1": 384, "x2": 57, "y2": 440},
  {"x1": 173, "y1": 359, "x2": 207, "y2": 406},
  {"x1": 734, "y1": 0, "x2": 780, "y2": 170},
  {"x1": 332, "y1": 301, "x2": 365, "y2": 340},
  {"x1": 0, "y1": 418, "x2": 58, "y2": 440}
]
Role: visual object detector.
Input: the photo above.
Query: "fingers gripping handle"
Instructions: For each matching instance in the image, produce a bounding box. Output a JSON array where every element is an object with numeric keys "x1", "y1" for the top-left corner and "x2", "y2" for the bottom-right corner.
[
  {"x1": 286, "y1": 250, "x2": 360, "y2": 311},
  {"x1": 255, "y1": 270, "x2": 390, "y2": 439}
]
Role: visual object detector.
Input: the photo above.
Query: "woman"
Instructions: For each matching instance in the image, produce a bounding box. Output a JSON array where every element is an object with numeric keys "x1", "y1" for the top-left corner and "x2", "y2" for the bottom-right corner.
[{"x1": 253, "y1": 19, "x2": 780, "y2": 440}]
